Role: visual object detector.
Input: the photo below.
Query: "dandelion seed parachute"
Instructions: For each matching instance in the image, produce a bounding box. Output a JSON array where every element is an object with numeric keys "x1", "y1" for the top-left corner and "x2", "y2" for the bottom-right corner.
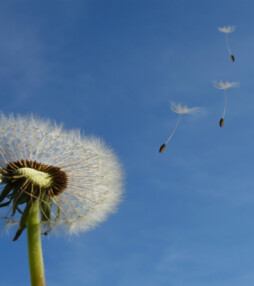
[
  {"x1": 214, "y1": 81, "x2": 239, "y2": 128},
  {"x1": 0, "y1": 114, "x2": 123, "y2": 238},
  {"x1": 159, "y1": 103, "x2": 200, "y2": 154},
  {"x1": 218, "y1": 25, "x2": 235, "y2": 62}
]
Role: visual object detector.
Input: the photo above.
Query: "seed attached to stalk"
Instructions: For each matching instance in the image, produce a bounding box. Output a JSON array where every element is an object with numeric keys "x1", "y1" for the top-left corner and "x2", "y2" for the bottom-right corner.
[
  {"x1": 213, "y1": 80, "x2": 239, "y2": 127},
  {"x1": 159, "y1": 102, "x2": 200, "y2": 153},
  {"x1": 218, "y1": 26, "x2": 236, "y2": 62}
]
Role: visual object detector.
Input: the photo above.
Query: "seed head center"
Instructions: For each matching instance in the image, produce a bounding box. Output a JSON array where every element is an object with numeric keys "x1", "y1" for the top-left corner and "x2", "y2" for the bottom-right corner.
[{"x1": 13, "y1": 167, "x2": 52, "y2": 188}]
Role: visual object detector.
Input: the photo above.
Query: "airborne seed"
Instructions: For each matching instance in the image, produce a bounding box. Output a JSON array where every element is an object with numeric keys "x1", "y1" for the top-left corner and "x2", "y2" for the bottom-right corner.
[
  {"x1": 159, "y1": 143, "x2": 166, "y2": 153},
  {"x1": 219, "y1": 118, "x2": 224, "y2": 127}
]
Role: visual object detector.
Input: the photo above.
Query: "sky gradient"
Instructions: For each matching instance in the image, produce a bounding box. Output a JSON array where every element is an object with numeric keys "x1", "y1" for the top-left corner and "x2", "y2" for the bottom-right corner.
[{"x1": 1, "y1": 1, "x2": 254, "y2": 285}]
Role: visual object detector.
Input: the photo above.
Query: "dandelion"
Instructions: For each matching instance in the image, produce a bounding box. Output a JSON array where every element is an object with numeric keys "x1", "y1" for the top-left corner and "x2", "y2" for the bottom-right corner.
[
  {"x1": 218, "y1": 25, "x2": 236, "y2": 62},
  {"x1": 159, "y1": 102, "x2": 200, "y2": 153},
  {"x1": 0, "y1": 114, "x2": 123, "y2": 286},
  {"x1": 214, "y1": 81, "x2": 239, "y2": 127}
]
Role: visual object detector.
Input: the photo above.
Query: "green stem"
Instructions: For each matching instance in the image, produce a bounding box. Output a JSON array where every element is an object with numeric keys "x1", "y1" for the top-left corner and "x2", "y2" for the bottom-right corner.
[{"x1": 27, "y1": 200, "x2": 46, "y2": 286}]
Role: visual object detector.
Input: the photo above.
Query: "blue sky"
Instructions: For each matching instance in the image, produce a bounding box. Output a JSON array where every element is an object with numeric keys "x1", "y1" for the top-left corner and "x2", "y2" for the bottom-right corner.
[{"x1": 1, "y1": 0, "x2": 254, "y2": 285}]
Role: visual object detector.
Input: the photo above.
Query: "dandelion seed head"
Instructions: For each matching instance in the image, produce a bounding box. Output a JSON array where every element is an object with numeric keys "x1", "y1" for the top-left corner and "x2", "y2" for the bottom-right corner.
[
  {"x1": 170, "y1": 102, "x2": 200, "y2": 115},
  {"x1": 213, "y1": 81, "x2": 240, "y2": 90},
  {"x1": 218, "y1": 26, "x2": 235, "y2": 34},
  {"x1": 0, "y1": 114, "x2": 124, "y2": 236}
]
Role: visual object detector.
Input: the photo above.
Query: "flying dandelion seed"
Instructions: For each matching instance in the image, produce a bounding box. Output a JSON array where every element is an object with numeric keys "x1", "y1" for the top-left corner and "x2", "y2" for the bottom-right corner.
[
  {"x1": 219, "y1": 118, "x2": 224, "y2": 127},
  {"x1": 218, "y1": 25, "x2": 236, "y2": 62},
  {"x1": 159, "y1": 103, "x2": 200, "y2": 153},
  {"x1": 159, "y1": 143, "x2": 166, "y2": 153},
  {"x1": 214, "y1": 81, "x2": 239, "y2": 127}
]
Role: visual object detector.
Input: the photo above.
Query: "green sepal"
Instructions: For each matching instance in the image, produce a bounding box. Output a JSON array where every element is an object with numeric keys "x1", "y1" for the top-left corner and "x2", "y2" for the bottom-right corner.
[
  {"x1": 46, "y1": 203, "x2": 61, "y2": 235},
  {"x1": 16, "y1": 207, "x2": 23, "y2": 214},
  {"x1": 40, "y1": 194, "x2": 53, "y2": 235},
  {"x1": 9, "y1": 185, "x2": 20, "y2": 201},
  {"x1": 40, "y1": 194, "x2": 52, "y2": 222},
  {"x1": 54, "y1": 204, "x2": 61, "y2": 223},
  {"x1": 0, "y1": 184, "x2": 13, "y2": 203},
  {"x1": 15, "y1": 194, "x2": 30, "y2": 205},
  {"x1": 13, "y1": 200, "x2": 33, "y2": 241},
  {"x1": 0, "y1": 200, "x2": 11, "y2": 207},
  {"x1": 11, "y1": 185, "x2": 24, "y2": 216},
  {"x1": 41, "y1": 198, "x2": 61, "y2": 235}
]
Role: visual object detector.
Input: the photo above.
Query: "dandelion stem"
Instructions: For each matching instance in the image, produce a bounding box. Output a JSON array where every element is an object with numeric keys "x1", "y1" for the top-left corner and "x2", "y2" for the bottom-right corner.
[
  {"x1": 165, "y1": 114, "x2": 182, "y2": 144},
  {"x1": 27, "y1": 200, "x2": 46, "y2": 286}
]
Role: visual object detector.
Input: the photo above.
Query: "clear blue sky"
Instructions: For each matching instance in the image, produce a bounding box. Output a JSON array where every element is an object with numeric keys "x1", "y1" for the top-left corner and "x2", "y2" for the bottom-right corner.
[{"x1": 1, "y1": 1, "x2": 254, "y2": 285}]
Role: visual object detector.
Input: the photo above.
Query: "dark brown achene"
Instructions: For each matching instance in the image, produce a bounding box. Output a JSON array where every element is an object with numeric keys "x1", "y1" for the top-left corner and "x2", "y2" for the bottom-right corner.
[
  {"x1": 159, "y1": 144, "x2": 166, "y2": 153},
  {"x1": 219, "y1": 118, "x2": 224, "y2": 127}
]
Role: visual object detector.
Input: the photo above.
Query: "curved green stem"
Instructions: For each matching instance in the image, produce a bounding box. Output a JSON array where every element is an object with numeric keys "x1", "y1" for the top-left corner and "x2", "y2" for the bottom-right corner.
[{"x1": 27, "y1": 200, "x2": 46, "y2": 286}]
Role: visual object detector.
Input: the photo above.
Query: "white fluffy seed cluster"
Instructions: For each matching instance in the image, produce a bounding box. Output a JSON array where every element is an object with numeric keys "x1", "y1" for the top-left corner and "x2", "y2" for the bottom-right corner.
[
  {"x1": 213, "y1": 81, "x2": 239, "y2": 90},
  {"x1": 170, "y1": 102, "x2": 200, "y2": 115},
  {"x1": 0, "y1": 114, "x2": 123, "y2": 235},
  {"x1": 218, "y1": 26, "x2": 235, "y2": 34}
]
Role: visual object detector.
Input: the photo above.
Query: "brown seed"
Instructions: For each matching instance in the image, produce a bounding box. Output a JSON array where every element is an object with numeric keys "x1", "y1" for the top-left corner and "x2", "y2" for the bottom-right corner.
[
  {"x1": 230, "y1": 54, "x2": 235, "y2": 62},
  {"x1": 159, "y1": 143, "x2": 166, "y2": 153},
  {"x1": 219, "y1": 118, "x2": 224, "y2": 127}
]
